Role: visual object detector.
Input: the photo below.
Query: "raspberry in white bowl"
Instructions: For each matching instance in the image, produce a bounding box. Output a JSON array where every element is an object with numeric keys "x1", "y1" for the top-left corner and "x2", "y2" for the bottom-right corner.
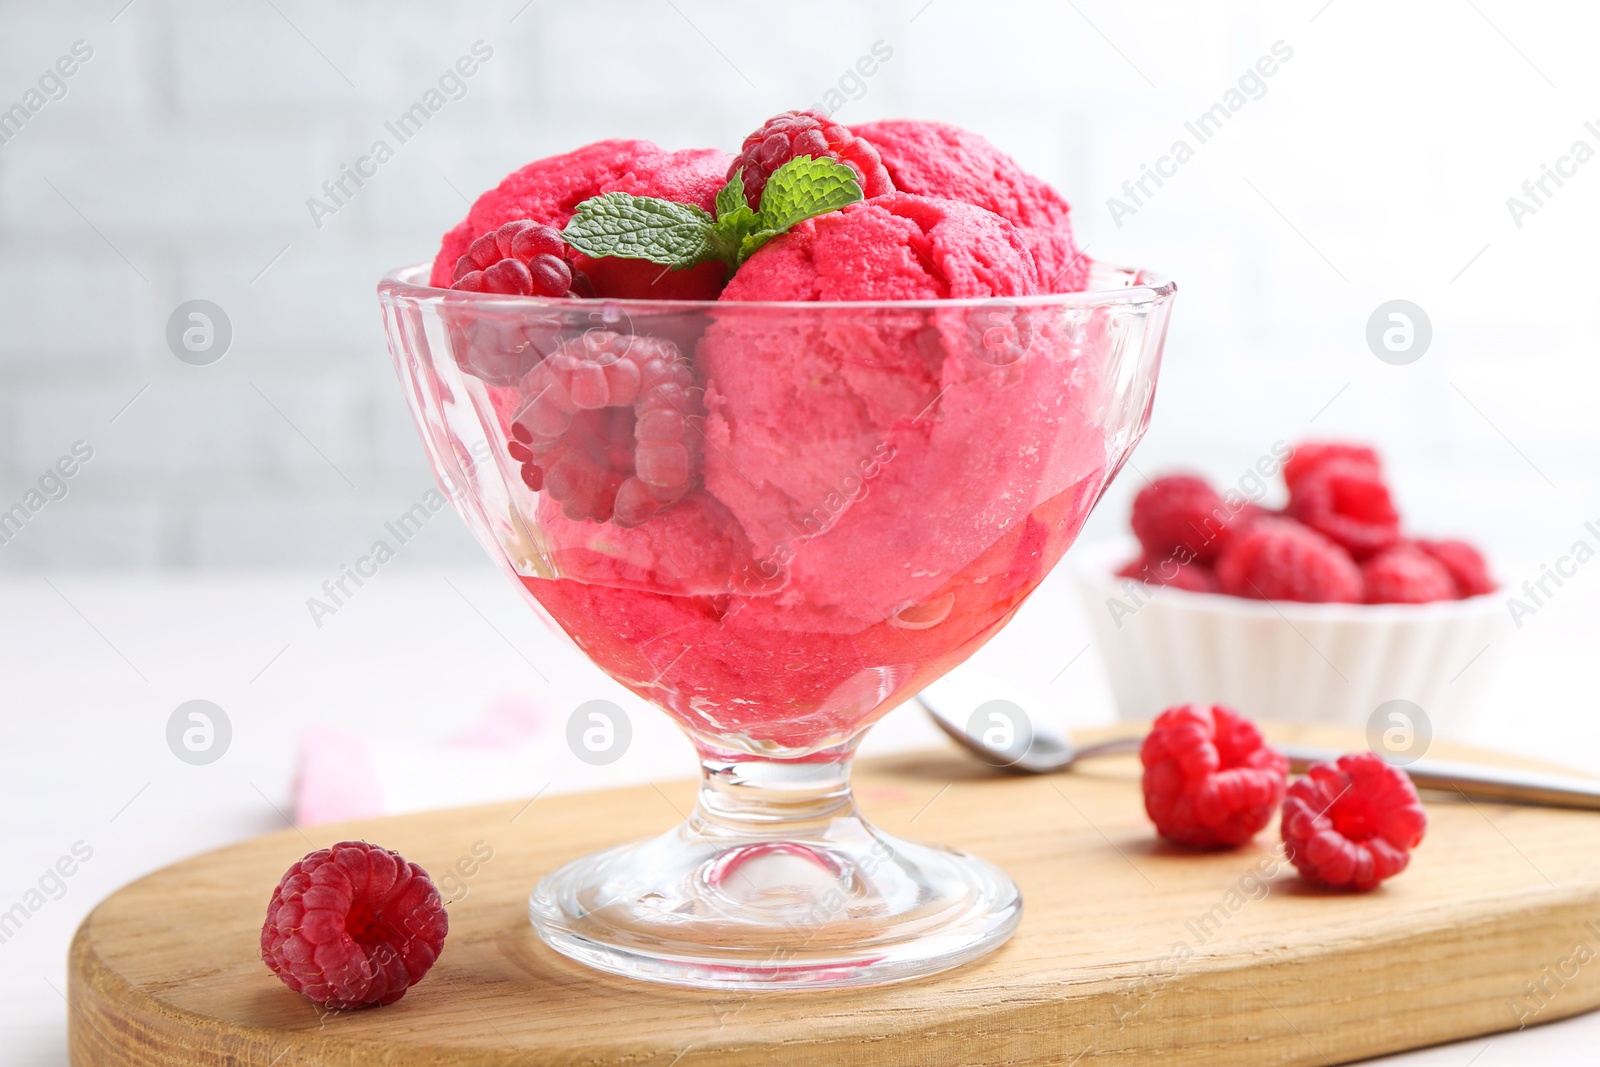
[{"x1": 1073, "y1": 442, "x2": 1505, "y2": 726}]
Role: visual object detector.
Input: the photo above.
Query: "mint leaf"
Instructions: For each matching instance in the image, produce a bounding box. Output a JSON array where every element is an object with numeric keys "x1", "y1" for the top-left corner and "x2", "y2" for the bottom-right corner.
[
  {"x1": 736, "y1": 227, "x2": 785, "y2": 264},
  {"x1": 705, "y1": 173, "x2": 762, "y2": 267},
  {"x1": 561, "y1": 192, "x2": 716, "y2": 269},
  {"x1": 715, "y1": 170, "x2": 748, "y2": 221},
  {"x1": 756, "y1": 156, "x2": 864, "y2": 235},
  {"x1": 559, "y1": 158, "x2": 867, "y2": 279}
]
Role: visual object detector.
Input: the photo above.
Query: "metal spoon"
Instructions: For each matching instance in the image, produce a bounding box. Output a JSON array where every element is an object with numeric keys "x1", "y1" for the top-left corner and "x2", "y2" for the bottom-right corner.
[{"x1": 916, "y1": 691, "x2": 1600, "y2": 811}]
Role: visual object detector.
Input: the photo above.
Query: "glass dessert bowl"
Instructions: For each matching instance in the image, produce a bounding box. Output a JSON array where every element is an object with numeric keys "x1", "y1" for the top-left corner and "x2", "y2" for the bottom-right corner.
[{"x1": 378, "y1": 261, "x2": 1174, "y2": 989}]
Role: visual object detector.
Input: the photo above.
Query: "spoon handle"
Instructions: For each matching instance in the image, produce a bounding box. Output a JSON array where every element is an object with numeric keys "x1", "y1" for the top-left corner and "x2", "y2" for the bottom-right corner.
[
  {"x1": 1071, "y1": 736, "x2": 1144, "y2": 761},
  {"x1": 1068, "y1": 735, "x2": 1600, "y2": 811},
  {"x1": 1277, "y1": 743, "x2": 1600, "y2": 812}
]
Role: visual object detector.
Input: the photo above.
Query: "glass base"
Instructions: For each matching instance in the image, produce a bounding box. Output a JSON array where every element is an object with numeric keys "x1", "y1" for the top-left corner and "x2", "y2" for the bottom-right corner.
[{"x1": 528, "y1": 749, "x2": 1022, "y2": 989}]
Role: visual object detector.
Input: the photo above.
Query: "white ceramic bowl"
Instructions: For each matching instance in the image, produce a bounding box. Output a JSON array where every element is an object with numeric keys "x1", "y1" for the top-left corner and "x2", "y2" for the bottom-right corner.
[{"x1": 1070, "y1": 539, "x2": 1508, "y2": 729}]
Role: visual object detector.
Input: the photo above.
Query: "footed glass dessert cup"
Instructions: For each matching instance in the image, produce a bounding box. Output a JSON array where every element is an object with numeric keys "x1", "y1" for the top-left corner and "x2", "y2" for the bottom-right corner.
[{"x1": 378, "y1": 262, "x2": 1174, "y2": 989}]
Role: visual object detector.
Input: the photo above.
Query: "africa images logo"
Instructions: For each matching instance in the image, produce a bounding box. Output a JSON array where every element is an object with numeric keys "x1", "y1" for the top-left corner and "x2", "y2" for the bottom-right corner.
[
  {"x1": 1107, "y1": 41, "x2": 1295, "y2": 228},
  {"x1": 306, "y1": 41, "x2": 493, "y2": 229},
  {"x1": 1505, "y1": 119, "x2": 1600, "y2": 229}
]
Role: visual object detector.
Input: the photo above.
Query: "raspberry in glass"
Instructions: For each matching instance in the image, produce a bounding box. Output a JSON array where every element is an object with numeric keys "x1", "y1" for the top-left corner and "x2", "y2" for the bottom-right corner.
[
  {"x1": 443, "y1": 220, "x2": 594, "y2": 387},
  {"x1": 510, "y1": 331, "x2": 702, "y2": 526},
  {"x1": 729, "y1": 110, "x2": 893, "y2": 209},
  {"x1": 450, "y1": 219, "x2": 585, "y2": 297}
]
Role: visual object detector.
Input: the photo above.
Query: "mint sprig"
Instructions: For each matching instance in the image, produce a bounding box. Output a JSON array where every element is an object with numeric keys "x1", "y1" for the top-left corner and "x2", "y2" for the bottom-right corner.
[
  {"x1": 714, "y1": 169, "x2": 755, "y2": 226},
  {"x1": 558, "y1": 193, "x2": 716, "y2": 267},
  {"x1": 751, "y1": 156, "x2": 864, "y2": 236},
  {"x1": 560, "y1": 156, "x2": 864, "y2": 275}
]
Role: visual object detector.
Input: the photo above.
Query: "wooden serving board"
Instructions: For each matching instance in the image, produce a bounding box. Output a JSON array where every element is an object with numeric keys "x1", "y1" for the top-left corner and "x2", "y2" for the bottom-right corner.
[{"x1": 70, "y1": 725, "x2": 1600, "y2": 1066}]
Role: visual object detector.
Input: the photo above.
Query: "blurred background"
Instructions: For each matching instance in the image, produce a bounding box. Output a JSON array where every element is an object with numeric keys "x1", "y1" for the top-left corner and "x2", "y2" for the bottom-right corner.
[{"x1": 3, "y1": 1, "x2": 1598, "y2": 1061}]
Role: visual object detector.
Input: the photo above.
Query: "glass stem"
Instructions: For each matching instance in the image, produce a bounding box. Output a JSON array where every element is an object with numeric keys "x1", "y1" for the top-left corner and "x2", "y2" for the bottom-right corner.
[{"x1": 689, "y1": 741, "x2": 862, "y2": 844}]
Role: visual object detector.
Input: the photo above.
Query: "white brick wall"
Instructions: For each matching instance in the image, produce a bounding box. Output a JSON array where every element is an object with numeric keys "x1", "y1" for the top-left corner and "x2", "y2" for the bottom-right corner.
[{"x1": 1, "y1": 0, "x2": 1596, "y2": 569}]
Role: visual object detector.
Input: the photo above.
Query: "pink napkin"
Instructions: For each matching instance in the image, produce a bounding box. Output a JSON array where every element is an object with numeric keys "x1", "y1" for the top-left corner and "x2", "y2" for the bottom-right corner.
[{"x1": 292, "y1": 695, "x2": 551, "y2": 826}]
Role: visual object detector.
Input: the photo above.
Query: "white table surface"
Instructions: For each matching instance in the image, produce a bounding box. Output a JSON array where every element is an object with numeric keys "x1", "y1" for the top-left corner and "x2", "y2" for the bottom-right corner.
[{"x1": 3, "y1": 557, "x2": 1597, "y2": 1065}]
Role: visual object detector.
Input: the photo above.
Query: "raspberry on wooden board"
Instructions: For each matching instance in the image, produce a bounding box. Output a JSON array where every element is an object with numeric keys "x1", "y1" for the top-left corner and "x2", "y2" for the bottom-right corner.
[
  {"x1": 1281, "y1": 753, "x2": 1427, "y2": 890},
  {"x1": 1140, "y1": 704, "x2": 1289, "y2": 848},
  {"x1": 260, "y1": 841, "x2": 448, "y2": 1009}
]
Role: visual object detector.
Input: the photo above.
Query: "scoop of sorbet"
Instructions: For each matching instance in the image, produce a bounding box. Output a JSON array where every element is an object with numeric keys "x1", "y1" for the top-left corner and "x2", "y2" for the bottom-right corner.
[{"x1": 853, "y1": 119, "x2": 1090, "y2": 292}]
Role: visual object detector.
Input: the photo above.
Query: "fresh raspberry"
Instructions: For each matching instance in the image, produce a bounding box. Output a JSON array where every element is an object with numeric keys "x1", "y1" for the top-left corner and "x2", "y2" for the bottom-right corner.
[
  {"x1": 1116, "y1": 554, "x2": 1220, "y2": 594},
  {"x1": 1215, "y1": 518, "x2": 1363, "y2": 603},
  {"x1": 442, "y1": 304, "x2": 564, "y2": 388},
  {"x1": 510, "y1": 331, "x2": 702, "y2": 526},
  {"x1": 1287, "y1": 459, "x2": 1401, "y2": 560},
  {"x1": 1283, "y1": 441, "x2": 1381, "y2": 495},
  {"x1": 1361, "y1": 543, "x2": 1457, "y2": 604},
  {"x1": 1415, "y1": 539, "x2": 1497, "y2": 597},
  {"x1": 261, "y1": 841, "x2": 448, "y2": 1009},
  {"x1": 1140, "y1": 704, "x2": 1289, "y2": 848},
  {"x1": 1210, "y1": 502, "x2": 1280, "y2": 560},
  {"x1": 449, "y1": 220, "x2": 587, "y2": 297},
  {"x1": 443, "y1": 220, "x2": 596, "y2": 387},
  {"x1": 1281, "y1": 752, "x2": 1427, "y2": 890},
  {"x1": 1130, "y1": 474, "x2": 1228, "y2": 564},
  {"x1": 729, "y1": 110, "x2": 894, "y2": 209}
]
